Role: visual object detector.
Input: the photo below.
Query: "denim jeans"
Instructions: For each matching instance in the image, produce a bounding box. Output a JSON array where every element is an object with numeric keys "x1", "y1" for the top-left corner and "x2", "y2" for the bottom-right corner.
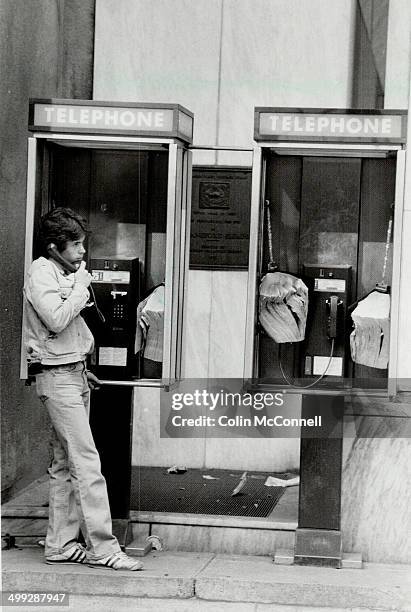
[{"x1": 35, "y1": 362, "x2": 120, "y2": 560}]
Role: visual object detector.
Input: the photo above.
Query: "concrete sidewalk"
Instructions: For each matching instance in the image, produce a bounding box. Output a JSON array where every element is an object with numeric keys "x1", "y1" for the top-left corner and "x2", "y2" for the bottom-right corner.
[{"x1": 2, "y1": 547, "x2": 411, "y2": 611}]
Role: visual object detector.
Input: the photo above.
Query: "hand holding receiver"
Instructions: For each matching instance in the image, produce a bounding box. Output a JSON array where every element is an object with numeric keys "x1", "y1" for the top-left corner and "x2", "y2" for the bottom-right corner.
[
  {"x1": 47, "y1": 243, "x2": 78, "y2": 273},
  {"x1": 74, "y1": 261, "x2": 92, "y2": 288}
]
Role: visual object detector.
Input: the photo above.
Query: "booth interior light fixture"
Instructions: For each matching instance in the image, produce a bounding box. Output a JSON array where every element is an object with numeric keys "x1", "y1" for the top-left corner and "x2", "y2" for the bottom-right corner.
[
  {"x1": 270, "y1": 147, "x2": 395, "y2": 158},
  {"x1": 47, "y1": 139, "x2": 168, "y2": 151}
]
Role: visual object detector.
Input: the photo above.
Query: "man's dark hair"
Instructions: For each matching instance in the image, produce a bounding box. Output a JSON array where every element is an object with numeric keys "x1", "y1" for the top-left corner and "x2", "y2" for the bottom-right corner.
[{"x1": 40, "y1": 207, "x2": 90, "y2": 253}]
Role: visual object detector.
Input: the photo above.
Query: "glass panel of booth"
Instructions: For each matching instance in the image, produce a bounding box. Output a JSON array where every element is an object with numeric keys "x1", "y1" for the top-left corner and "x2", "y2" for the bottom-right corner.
[
  {"x1": 20, "y1": 133, "x2": 191, "y2": 388},
  {"x1": 245, "y1": 141, "x2": 405, "y2": 397}
]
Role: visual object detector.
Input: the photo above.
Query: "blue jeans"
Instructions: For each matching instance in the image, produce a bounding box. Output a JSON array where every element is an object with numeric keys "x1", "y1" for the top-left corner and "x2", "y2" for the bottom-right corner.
[{"x1": 35, "y1": 362, "x2": 120, "y2": 560}]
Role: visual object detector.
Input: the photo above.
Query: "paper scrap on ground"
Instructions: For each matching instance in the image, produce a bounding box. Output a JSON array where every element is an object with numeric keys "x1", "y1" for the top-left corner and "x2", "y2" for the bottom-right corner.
[
  {"x1": 167, "y1": 465, "x2": 187, "y2": 474},
  {"x1": 264, "y1": 476, "x2": 300, "y2": 487},
  {"x1": 231, "y1": 471, "x2": 247, "y2": 496},
  {"x1": 202, "y1": 475, "x2": 219, "y2": 480}
]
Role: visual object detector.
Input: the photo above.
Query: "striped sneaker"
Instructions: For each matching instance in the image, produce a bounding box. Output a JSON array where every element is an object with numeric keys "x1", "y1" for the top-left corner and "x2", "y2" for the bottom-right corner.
[
  {"x1": 87, "y1": 551, "x2": 143, "y2": 571},
  {"x1": 45, "y1": 543, "x2": 86, "y2": 565}
]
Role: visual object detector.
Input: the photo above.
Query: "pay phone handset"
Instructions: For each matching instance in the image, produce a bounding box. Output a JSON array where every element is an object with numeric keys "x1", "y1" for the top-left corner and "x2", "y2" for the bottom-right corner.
[
  {"x1": 326, "y1": 295, "x2": 343, "y2": 340},
  {"x1": 47, "y1": 243, "x2": 80, "y2": 274},
  {"x1": 47, "y1": 244, "x2": 105, "y2": 323}
]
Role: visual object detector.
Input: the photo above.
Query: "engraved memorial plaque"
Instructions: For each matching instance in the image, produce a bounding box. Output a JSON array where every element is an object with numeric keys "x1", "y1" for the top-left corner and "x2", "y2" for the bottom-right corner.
[{"x1": 190, "y1": 167, "x2": 251, "y2": 269}]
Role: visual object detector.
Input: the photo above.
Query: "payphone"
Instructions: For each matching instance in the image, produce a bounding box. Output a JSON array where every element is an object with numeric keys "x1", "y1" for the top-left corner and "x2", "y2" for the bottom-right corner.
[
  {"x1": 88, "y1": 257, "x2": 140, "y2": 380},
  {"x1": 301, "y1": 264, "x2": 351, "y2": 382}
]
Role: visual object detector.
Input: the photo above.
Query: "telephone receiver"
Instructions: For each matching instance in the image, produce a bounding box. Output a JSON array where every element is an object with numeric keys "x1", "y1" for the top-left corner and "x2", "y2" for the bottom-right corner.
[
  {"x1": 47, "y1": 243, "x2": 79, "y2": 274},
  {"x1": 47, "y1": 243, "x2": 106, "y2": 323},
  {"x1": 326, "y1": 295, "x2": 343, "y2": 339}
]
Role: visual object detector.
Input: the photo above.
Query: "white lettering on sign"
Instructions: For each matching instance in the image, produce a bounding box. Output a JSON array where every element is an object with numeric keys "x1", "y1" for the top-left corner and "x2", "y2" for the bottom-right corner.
[
  {"x1": 381, "y1": 117, "x2": 392, "y2": 133},
  {"x1": 91, "y1": 109, "x2": 104, "y2": 124},
  {"x1": 56, "y1": 107, "x2": 67, "y2": 122},
  {"x1": 330, "y1": 117, "x2": 344, "y2": 132},
  {"x1": 79, "y1": 108, "x2": 89, "y2": 124},
  {"x1": 294, "y1": 116, "x2": 303, "y2": 131},
  {"x1": 33, "y1": 104, "x2": 174, "y2": 133},
  {"x1": 105, "y1": 110, "x2": 118, "y2": 125},
  {"x1": 364, "y1": 118, "x2": 379, "y2": 133},
  {"x1": 317, "y1": 117, "x2": 328, "y2": 132},
  {"x1": 155, "y1": 112, "x2": 164, "y2": 127},
  {"x1": 306, "y1": 117, "x2": 315, "y2": 132},
  {"x1": 259, "y1": 112, "x2": 403, "y2": 140},
  {"x1": 44, "y1": 107, "x2": 54, "y2": 121},
  {"x1": 270, "y1": 116, "x2": 279, "y2": 130}
]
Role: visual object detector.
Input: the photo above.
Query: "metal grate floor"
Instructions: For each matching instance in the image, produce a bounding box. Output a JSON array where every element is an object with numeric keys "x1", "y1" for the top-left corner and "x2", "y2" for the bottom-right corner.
[{"x1": 130, "y1": 467, "x2": 289, "y2": 517}]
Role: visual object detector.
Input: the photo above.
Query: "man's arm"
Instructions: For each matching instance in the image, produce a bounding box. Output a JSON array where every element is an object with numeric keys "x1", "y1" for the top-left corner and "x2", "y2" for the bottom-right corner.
[{"x1": 28, "y1": 264, "x2": 90, "y2": 333}]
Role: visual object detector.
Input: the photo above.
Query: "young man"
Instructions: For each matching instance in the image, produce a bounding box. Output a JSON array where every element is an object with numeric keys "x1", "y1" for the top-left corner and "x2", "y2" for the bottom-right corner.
[{"x1": 23, "y1": 207, "x2": 142, "y2": 571}]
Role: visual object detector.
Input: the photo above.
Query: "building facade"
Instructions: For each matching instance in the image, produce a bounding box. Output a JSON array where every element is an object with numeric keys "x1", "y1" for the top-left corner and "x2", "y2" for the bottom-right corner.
[{"x1": 2, "y1": 0, "x2": 411, "y2": 564}]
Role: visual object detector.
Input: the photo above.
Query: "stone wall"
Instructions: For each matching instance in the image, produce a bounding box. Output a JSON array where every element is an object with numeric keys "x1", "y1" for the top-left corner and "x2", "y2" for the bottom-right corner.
[{"x1": 0, "y1": 0, "x2": 95, "y2": 499}]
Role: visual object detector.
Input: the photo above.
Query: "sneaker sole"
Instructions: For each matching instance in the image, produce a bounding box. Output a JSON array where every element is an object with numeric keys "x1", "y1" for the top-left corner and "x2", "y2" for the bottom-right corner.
[
  {"x1": 87, "y1": 562, "x2": 143, "y2": 571},
  {"x1": 45, "y1": 559, "x2": 86, "y2": 565}
]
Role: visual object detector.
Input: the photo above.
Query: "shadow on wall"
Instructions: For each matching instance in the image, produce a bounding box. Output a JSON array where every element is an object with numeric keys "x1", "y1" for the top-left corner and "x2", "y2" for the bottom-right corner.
[
  {"x1": 352, "y1": 0, "x2": 389, "y2": 109},
  {"x1": 0, "y1": 0, "x2": 95, "y2": 500}
]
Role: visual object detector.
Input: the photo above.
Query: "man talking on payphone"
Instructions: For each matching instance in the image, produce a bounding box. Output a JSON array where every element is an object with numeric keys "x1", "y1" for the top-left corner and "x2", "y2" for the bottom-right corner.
[{"x1": 23, "y1": 207, "x2": 143, "y2": 571}]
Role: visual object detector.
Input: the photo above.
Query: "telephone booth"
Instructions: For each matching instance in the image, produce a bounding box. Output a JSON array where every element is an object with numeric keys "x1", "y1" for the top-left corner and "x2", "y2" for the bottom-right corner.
[
  {"x1": 245, "y1": 108, "x2": 407, "y2": 566},
  {"x1": 21, "y1": 98, "x2": 193, "y2": 541}
]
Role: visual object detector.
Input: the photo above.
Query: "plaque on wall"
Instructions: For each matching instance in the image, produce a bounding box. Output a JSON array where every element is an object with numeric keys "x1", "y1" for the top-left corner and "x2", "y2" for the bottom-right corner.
[{"x1": 190, "y1": 167, "x2": 251, "y2": 269}]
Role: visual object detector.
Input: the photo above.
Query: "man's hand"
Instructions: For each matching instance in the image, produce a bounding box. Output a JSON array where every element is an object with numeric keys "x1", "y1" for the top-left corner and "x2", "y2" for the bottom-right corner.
[
  {"x1": 86, "y1": 370, "x2": 101, "y2": 390},
  {"x1": 74, "y1": 261, "x2": 92, "y2": 288}
]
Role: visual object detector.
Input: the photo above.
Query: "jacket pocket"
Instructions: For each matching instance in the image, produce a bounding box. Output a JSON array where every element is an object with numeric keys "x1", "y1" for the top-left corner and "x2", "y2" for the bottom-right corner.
[{"x1": 45, "y1": 328, "x2": 76, "y2": 358}]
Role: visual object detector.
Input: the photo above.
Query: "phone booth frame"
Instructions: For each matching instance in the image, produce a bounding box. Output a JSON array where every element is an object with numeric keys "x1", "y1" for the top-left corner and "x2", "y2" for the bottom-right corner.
[
  {"x1": 21, "y1": 99, "x2": 194, "y2": 389},
  {"x1": 244, "y1": 108, "x2": 407, "y2": 566},
  {"x1": 21, "y1": 99, "x2": 194, "y2": 543},
  {"x1": 245, "y1": 108, "x2": 407, "y2": 398}
]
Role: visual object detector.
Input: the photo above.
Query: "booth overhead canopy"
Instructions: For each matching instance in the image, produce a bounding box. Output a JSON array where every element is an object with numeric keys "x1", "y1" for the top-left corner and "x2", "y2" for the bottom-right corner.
[
  {"x1": 29, "y1": 98, "x2": 194, "y2": 143},
  {"x1": 254, "y1": 108, "x2": 407, "y2": 144}
]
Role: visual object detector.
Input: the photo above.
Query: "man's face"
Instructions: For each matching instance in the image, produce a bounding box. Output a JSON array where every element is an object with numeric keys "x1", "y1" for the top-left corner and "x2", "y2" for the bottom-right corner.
[{"x1": 59, "y1": 235, "x2": 86, "y2": 269}]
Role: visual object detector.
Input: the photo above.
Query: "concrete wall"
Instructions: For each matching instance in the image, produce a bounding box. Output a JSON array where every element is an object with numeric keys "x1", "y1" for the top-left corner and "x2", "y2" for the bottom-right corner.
[
  {"x1": 385, "y1": 0, "x2": 411, "y2": 110},
  {"x1": 0, "y1": 0, "x2": 95, "y2": 499}
]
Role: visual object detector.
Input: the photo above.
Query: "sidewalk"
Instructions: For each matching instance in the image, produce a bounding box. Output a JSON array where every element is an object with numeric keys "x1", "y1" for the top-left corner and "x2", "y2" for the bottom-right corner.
[{"x1": 2, "y1": 546, "x2": 411, "y2": 611}]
